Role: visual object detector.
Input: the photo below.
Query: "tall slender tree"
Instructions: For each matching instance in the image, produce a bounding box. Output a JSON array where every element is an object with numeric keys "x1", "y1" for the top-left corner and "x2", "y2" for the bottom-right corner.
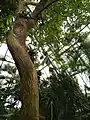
[{"x1": 6, "y1": 0, "x2": 58, "y2": 120}]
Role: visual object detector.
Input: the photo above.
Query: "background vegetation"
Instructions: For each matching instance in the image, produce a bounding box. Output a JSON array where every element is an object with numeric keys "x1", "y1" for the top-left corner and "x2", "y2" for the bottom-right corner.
[{"x1": 0, "y1": 0, "x2": 90, "y2": 119}]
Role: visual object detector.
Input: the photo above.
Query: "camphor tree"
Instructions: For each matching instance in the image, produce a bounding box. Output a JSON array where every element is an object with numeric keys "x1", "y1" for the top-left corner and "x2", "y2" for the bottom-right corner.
[{"x1": 5, "y1": 0, "x2": 58, "y2": 120}]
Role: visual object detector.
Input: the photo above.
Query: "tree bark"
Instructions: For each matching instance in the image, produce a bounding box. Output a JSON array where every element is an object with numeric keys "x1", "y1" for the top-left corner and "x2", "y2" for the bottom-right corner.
[{"x1": 7, "y1": 16, "x2": 39, "y2": 120}]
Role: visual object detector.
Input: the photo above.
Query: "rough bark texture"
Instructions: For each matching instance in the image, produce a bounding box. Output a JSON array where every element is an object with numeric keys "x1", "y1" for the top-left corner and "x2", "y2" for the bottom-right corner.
[{"x1": 7, "y1": 17, "x2": 39, "y2": 120}]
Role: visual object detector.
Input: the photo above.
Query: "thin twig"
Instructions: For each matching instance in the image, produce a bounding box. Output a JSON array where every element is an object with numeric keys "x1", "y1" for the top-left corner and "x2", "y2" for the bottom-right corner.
[
  {"x1": 0, "y1": 58, "x2": 15, "y2": 64},
  {"x1": 0, "y1": 48, "x2": 8, "y2": 69}
]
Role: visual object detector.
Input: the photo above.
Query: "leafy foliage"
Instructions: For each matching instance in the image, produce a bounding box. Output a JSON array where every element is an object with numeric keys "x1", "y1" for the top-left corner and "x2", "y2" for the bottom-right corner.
[{"x1": 0, "y1": 0, "x2": 90, "y2": 120}]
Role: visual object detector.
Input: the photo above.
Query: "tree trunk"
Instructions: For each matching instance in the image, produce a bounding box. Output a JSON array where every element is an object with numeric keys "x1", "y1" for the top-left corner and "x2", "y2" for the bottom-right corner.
[
  {"x1": 6, "y1": 16, "x2": 39, "y2": 120},
  {"x1": 6, "y1": 0, "x2": 56, "y2": 119}
]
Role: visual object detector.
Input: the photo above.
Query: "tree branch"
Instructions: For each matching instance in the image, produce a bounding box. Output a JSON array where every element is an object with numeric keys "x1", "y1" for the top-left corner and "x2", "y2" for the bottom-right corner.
[
  {"x1": 17, "y1": 0, "x2": 25, "y2": 13},
  {"x1": 44, "y1": 0, "x2": 58, "y2": 12},
  {"x1": 32, "y1": 0, "x2": 58, "y2": 19}
]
